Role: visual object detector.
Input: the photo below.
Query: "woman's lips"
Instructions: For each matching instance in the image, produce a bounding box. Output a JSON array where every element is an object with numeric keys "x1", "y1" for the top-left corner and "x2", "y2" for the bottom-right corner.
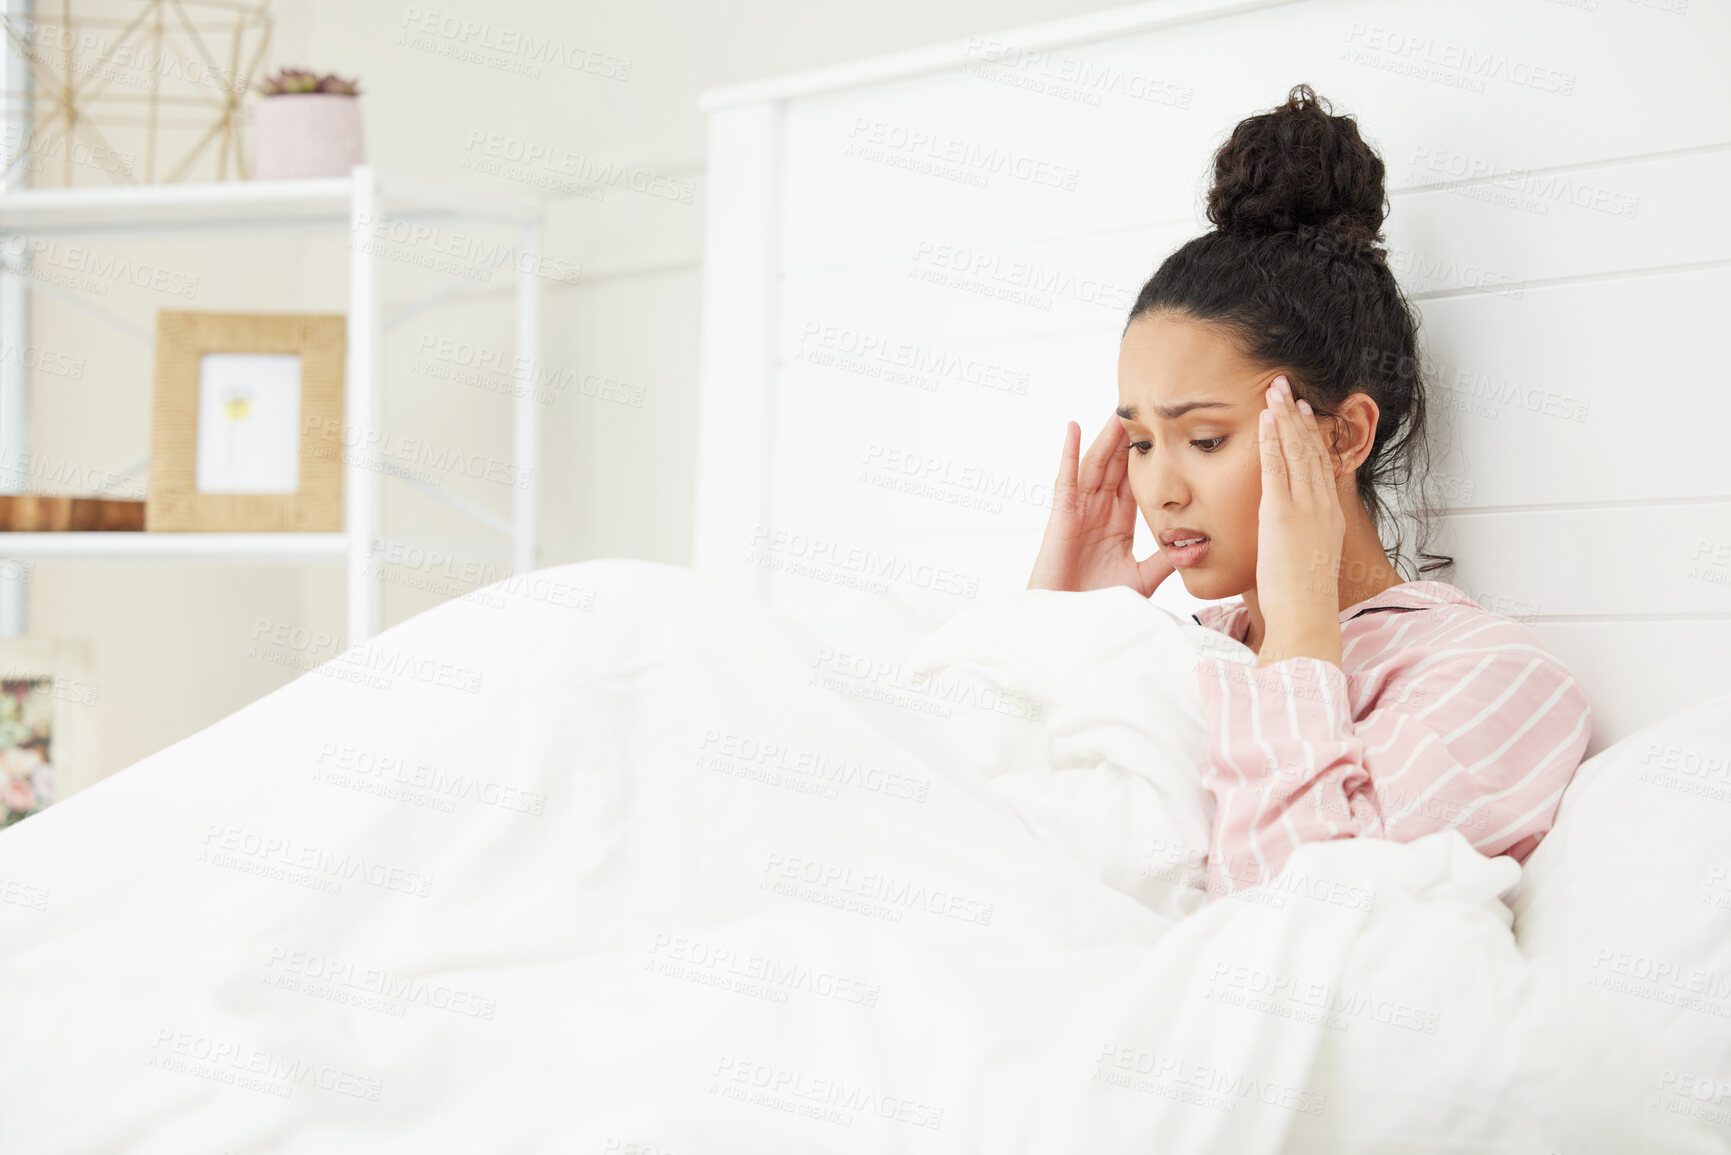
[{"x1": 1165, "y1": 538, "x2": 1211, "y2": 567}]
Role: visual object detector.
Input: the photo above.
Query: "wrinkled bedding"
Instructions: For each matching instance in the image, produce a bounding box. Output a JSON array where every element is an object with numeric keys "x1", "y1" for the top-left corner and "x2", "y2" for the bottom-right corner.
[{"x1": 0, "y1": 558, "x2": 1717, "y2": 1154}]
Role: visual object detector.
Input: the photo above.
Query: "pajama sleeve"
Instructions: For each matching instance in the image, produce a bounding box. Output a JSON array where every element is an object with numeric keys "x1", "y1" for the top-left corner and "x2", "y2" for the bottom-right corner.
[{"x1": 1193, "y1": 637, "x2": 1592, "y2": 902}]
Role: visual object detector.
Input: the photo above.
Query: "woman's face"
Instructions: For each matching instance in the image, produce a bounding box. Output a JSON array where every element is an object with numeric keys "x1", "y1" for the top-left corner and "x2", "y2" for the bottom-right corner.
[{"x1": 1116, "y1": 310, "x2": 1283, "y2": 600}]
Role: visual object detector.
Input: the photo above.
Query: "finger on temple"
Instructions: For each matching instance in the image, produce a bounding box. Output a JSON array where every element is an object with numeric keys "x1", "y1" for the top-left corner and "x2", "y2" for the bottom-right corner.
[
  {"x1": 1079, "y1": 414, "x2": 1117, "y2": 492},
  {"x1": 1054, "y1": 423, "x2": 1080, "y2": 513},
  {"x1": 1259, "y1": 407, "x2": 1287, "y2": 495},
  {"x1": 1102, "y1": 423, "x2": 1128, "y2": 492}
]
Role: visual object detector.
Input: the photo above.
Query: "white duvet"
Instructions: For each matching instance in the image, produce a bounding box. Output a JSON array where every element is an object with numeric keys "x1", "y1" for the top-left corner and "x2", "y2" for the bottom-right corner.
[{"x1": 0, "y1": 558, "x2": 1719, "y2": 1154}]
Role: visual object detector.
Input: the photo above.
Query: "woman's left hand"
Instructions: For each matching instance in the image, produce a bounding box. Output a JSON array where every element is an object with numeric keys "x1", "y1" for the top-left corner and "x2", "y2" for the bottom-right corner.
[{"x1": 1254, "y1": 374, "x2": 1346, "y2": 666}]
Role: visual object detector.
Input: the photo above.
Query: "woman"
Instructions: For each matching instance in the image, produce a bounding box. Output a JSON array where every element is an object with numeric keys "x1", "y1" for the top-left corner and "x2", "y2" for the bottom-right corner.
[{"x1": 1028, "y1": 84, "x2": 1591, "y2": 903}]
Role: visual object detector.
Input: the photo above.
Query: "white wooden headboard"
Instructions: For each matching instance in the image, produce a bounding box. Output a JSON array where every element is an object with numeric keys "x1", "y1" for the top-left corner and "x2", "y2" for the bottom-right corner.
[{"x1": 692, "y1": 0, "x2": 1731, "y2": 759}]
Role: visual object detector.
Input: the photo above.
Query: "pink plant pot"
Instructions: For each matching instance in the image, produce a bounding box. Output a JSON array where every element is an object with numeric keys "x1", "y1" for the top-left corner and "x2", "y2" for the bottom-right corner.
[{"x1": 251, "y1": 93, "x2": 365, "y2": 180}]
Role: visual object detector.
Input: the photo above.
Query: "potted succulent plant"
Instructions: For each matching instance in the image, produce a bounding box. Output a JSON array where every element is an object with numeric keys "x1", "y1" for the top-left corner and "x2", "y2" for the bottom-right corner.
[{"x1": 251, "y1": 68, "x2": 364, "y2": 180}]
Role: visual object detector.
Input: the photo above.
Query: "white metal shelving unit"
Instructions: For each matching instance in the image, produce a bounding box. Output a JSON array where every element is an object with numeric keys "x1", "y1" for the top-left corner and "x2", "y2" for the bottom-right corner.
[{"x1": 0, "y1": 165, "x2": 544, "y2": 647}]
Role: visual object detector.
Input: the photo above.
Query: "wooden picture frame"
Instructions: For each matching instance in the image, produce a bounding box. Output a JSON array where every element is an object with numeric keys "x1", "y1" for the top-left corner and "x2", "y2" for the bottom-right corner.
[
  {"x1": 147, "y1": 311, "x2": 346, "y2": 532},
  {"x1": 0, "y1": 636, "x2": 97, "y2": 825}
]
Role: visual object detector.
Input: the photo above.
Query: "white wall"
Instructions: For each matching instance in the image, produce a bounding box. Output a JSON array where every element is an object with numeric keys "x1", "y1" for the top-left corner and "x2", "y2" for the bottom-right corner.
[
  {"x1": 690, "y1": 0, "x2": 1731, "y2": 756},
  {"x1": 20, "y1": 0, "x2": 1135, "y2": 777}
]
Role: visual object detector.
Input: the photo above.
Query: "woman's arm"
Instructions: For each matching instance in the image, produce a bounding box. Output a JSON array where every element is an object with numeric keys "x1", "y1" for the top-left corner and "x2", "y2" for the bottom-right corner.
[{"x1": 1194, "y1": 629, "x2": 1592, "y2": 902}]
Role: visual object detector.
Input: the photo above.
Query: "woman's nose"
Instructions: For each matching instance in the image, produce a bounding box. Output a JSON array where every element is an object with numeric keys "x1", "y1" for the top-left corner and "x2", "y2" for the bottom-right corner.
[{"x1": 1145, "y1": 444, "x2": 1190, "y2": 505}]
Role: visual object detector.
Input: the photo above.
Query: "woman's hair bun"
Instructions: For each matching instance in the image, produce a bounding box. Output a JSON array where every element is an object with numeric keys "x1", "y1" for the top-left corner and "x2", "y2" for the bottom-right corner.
[{"x1": 1206, "y1": 83, "x2": 1387, "y2": 249}]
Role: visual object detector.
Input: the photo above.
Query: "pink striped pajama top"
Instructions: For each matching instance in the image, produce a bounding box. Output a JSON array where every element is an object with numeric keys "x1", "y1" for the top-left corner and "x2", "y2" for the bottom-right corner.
[{"x1": 1189, "y1": 580, "x2": 1592, "y2": 903}]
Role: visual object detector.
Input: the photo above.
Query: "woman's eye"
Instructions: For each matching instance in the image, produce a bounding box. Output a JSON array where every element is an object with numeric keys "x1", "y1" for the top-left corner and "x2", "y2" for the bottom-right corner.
[{"x1": 1129, "y1": 438, "x2": 1225, "y2": 456}]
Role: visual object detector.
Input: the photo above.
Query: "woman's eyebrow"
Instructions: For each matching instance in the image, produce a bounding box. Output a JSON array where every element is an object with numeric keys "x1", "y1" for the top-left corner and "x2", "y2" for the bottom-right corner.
[{"x1": 1116, "y1": 400, "x2": 1235, "y2": 421}]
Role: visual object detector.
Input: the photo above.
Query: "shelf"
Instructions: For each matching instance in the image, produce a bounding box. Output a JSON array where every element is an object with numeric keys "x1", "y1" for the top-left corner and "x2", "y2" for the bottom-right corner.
[
  {"x1": 0, "y1": 163, "x2": 544, "y2": 642},
  {"x1": 0, "y1": 169, "x2": 538, "y2": 237},
  {"x1": 0, "y1": 532, "x2": 348, "y2": 562}
]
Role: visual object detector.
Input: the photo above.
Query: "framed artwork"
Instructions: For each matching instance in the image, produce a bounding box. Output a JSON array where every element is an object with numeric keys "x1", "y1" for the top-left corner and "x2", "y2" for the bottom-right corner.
[
  {"x1": 147, "y1": 311, "x2": 346, "y2": 531},
  {"x1": 0, "y1": 637, "x2": 96, "y2": 827}
]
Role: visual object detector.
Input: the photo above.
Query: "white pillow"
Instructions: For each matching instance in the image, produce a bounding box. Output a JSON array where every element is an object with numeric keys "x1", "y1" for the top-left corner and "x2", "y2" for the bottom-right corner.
[{"x1": 1506, "y1": 689, "x2": 1731, "y2": 1124}]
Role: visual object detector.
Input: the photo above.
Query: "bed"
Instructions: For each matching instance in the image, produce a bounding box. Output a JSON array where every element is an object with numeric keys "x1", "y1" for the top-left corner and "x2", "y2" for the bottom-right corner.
[
  {"x1": 2, "y1": 559, "x2": 1728, "y2": 1152},
  {"x1": 6, "y1": 0, "x2": 1731, "y2": 1151}
]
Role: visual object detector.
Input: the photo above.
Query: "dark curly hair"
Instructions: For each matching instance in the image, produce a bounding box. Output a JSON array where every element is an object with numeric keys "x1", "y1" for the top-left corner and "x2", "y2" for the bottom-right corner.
[{"x1": 1127, "y1": 82, "x2": 1454, "y2": 581}]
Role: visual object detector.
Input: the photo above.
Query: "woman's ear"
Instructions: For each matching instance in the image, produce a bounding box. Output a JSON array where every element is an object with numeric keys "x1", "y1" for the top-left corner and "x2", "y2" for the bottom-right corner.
[{"x1": 1329, "y1": 393, "x2": 1381, "y2": 478}]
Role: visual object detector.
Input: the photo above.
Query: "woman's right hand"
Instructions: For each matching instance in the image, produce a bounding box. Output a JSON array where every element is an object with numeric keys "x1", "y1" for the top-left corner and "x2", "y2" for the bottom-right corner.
[{"x1": 1027, "y1": 415, "x2": 1177, "y2": 596}]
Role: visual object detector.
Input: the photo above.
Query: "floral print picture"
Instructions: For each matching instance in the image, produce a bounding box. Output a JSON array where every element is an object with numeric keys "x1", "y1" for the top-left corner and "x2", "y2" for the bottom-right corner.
[{"x1": 0, "y1": 677, "x2": 56, "y2": 826}]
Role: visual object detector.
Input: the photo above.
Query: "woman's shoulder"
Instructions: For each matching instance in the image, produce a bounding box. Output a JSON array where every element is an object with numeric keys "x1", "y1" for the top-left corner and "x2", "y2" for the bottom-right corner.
[
  {"x1": 1349, "y1": 580, "x2": 1551, "y2": 649},
  {"x1": 1193, "y1": 578, "x2": 1571, "y2": 665},
  {"x1": 1351, "y1": 580, "x2": 1586, "y2": 703},
  {"x1": 1349, "y1": 579, "x2": 1480, "y2": 618},
  {"x1": 1190, "y1": 579, "x2": 1589, "y2": 733},
  {"x1": 1189, "y1": 579, "x2": 1484, "y2": 641}
]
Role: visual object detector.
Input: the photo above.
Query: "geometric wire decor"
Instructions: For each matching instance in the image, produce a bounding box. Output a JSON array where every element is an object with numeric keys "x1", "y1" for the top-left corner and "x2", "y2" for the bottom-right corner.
[{"x1": 0, "y1": 0, "x2": 272, "y2": 186}]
